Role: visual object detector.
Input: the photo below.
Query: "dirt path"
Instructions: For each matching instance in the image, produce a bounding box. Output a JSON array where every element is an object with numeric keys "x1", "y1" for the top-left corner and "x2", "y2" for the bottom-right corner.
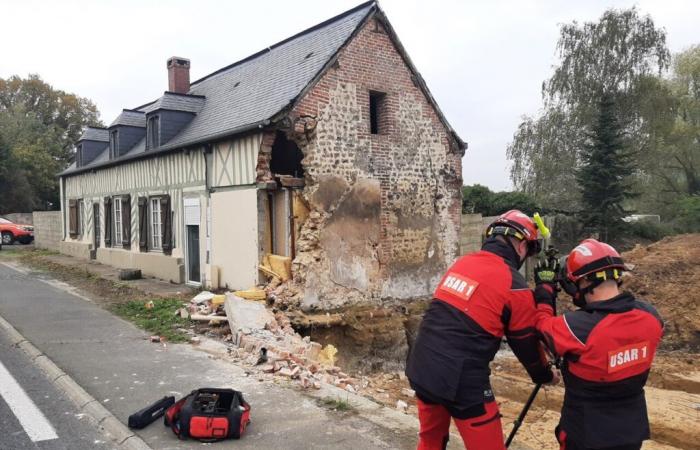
[{"x1": 356, "y1": 352, "x2": 696, "y2": 450}]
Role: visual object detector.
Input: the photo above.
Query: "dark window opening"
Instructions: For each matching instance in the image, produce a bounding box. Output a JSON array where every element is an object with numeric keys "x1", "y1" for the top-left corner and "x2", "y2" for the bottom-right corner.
[
  {"x1": 109, "y1": 130, "x2": 119, "y2": 158},
  {"x1": 270, "y1": 130, "x2": 304, "y2": 177},
  {"x1": 147, "y1": 115, "x2": 160, "y2": 150},
  {"x1": 369, "y1": 91, "x2": 385, "y2": 135}
]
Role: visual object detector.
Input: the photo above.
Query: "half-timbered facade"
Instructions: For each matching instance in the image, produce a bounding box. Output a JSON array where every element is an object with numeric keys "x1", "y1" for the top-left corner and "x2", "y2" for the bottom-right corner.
[{"x1": 59, "y1": 1, "x2": 466, "y2": 305}]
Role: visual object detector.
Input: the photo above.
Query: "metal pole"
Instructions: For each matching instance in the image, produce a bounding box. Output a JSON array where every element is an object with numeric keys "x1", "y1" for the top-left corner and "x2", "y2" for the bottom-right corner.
[{"x1": 505, "y1": 383, "x2": 541, "y2": 448}]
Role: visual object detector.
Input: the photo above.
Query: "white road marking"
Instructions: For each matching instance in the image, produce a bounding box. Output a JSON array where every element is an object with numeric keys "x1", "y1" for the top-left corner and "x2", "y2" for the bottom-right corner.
[{"x1": 0, "y1": 360, "x2": 58, "y2": 442}]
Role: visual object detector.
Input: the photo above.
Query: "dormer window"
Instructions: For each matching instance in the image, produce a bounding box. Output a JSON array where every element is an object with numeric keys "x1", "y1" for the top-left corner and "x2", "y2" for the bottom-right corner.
[
  {"x1": 76, "y1": 144, "x2": 83, "y2": 167},
  {"x1": 147, "y1": 115, "x2": 160, "y2": 150},
  {"x1": 109, "y1": 130, "x2": 119, "y2": 158}
]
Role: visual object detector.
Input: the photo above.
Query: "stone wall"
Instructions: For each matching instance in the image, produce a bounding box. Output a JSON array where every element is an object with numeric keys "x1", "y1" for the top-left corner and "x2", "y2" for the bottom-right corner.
[
  {"x1": 32, "y1": 211, "x2": 62, "y2": 251},
  {"x1": 287, "y1": 15, "x2": 464, "y2": 310}
]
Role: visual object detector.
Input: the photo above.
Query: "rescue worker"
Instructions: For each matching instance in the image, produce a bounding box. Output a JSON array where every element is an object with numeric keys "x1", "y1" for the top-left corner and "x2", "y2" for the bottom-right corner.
[
  {"x1": 406, "y1": 210, "x2": 558, "y2": 450},
  {"x1": 533, "y1": 239, "x2": 664, "y2": 450}
]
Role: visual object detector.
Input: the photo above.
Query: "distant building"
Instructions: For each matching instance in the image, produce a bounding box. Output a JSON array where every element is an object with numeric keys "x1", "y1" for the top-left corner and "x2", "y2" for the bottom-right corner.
[{"x1": 59, "y1": 1, "x2": 465, "y2": 308}]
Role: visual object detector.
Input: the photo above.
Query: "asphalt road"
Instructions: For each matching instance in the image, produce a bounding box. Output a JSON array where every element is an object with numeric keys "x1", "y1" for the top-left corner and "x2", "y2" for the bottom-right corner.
[
  {"x1": 0, "y1": 330, "x2": 115, "y2": 450},
  {"x1": 0, "y1": 261, "x2": 422, "y2": 449}
]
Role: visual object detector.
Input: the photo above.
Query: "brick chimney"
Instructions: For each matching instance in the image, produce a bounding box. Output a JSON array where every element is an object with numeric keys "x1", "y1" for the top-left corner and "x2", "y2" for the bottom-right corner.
[{"x1": 167, "y1": 57, "x2": 190, "y2": 94}]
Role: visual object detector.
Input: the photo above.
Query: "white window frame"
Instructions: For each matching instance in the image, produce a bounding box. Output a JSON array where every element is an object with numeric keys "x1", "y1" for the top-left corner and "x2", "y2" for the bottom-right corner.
[
  {"x1": 149, "y1": 197, "x2": 162, "y2": 251},
  {"x1": 113, "y1": 197, "x2": 122, "y2": 246},
  {"x1": 78, "y1": 199, "x2": 84, "y2": 238}
]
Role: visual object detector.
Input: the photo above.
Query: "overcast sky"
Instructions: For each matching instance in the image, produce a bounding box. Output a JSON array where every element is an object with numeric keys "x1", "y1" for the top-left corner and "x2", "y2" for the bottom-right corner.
[{"x1": 2, "y1": 0, "x2": 699, "y2": 190}]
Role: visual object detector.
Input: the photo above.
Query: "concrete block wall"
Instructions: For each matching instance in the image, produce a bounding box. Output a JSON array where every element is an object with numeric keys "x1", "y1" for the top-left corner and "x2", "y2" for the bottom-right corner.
[
  {"x1": 32, "y1": 211, "x2": 62, "y2": 251},
  {"x1": 4, "y1": 213, "x2": 34, "y2": 225},
  {"x1": 460, "y1": 214, "x2": 485, "y2": 254}
]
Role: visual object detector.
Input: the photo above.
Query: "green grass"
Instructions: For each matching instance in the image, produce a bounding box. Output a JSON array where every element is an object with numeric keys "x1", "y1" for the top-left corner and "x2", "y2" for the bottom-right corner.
[
  {"x1": 112, "y1": 298, "x2": 191, "y2": 342},
  {"x1": 321, "y1": 397, "x2": 354, "y2": 412}
]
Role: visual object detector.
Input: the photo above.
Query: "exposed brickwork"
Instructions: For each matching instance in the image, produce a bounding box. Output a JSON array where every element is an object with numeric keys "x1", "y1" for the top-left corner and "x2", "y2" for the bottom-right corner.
[
  {"x1": 256, "y1": 130, "x2": 276, "y2": 183},
  {"x1": 286, "y1": 14, "x2": 463, "y2": 309}
]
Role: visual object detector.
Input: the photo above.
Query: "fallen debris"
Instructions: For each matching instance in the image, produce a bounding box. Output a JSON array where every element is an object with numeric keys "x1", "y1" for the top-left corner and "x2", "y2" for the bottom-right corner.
[
  {"x1": 191, "y1": 291, "x2": 216, "y2": 304},
  {"x1": 224, "y1": 294, "x2": 276, "y2": 332}
]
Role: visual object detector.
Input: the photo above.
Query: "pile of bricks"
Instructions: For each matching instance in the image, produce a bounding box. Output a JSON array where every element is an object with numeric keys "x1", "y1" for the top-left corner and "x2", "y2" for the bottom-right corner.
[{"x1": 226, "y1": 310, "x2": 365, "y2": 393}]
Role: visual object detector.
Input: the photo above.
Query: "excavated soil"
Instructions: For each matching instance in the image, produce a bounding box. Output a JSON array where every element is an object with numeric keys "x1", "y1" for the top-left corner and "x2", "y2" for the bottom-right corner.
[
  {"x1": 345, "y1": 235, "x2": 700, "y2": 449},
  {"x1": 622, "y1": 234, "x2": 700, "y2": 351}
]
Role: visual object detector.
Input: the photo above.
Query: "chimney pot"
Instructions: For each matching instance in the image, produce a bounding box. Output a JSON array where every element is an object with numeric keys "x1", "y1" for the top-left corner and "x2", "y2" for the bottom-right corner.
[{"x1": 167, "y1": 56, "x2": 190, "y2": 94}]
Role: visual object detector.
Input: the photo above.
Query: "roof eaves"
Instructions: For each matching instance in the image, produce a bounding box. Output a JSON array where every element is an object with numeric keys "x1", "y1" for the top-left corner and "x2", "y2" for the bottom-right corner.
[{"x1": 59, "y1": 120, "x2": 268, "y2": 178}]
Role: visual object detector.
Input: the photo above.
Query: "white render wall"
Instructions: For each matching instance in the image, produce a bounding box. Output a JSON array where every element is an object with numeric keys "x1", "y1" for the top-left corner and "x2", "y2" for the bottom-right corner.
[{"x1": 210, "y1": 187, "x2": 259, "y2": 290}]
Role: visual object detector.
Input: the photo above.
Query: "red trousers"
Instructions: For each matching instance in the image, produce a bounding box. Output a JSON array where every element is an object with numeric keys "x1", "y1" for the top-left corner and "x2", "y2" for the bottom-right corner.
[{"x1": 416, "y1": 398, "x2": 505, "y2": 450}]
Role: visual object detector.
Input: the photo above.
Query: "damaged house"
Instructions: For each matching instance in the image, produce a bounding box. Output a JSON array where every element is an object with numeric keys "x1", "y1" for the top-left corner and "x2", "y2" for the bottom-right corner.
[{"x1": 59, "y1": 1, "x2": 465, "y2": 312}]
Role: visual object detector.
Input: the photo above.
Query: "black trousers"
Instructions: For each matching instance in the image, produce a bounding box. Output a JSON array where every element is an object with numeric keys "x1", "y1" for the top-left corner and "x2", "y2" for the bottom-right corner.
[{"x1": 556, "y1": 426, "x2": 642, "y2": 450}]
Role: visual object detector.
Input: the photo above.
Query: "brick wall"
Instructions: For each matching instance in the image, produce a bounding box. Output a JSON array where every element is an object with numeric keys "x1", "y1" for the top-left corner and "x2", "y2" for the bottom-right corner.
[
  {"x1": 32, "y1": 211, "x2": 62, "y2": 251},
  {"x1": 289, "y1": 13, "x2": 464, "y2": 310}
]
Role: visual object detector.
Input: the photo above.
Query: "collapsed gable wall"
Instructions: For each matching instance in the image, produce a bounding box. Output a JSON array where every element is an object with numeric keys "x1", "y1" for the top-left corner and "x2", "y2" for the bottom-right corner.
[{"x1": 284, "y1": 15, "x2": 463, "y2": 310}]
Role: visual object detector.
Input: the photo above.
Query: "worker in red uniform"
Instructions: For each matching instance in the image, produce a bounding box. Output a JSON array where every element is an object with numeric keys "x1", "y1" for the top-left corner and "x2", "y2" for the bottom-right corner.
[
  {"x1": 406, "y1": 210, "x2": 558, "y2": 450},
  {"x1": 533, "y1": 239, "x2": 664, "y2": 450}
]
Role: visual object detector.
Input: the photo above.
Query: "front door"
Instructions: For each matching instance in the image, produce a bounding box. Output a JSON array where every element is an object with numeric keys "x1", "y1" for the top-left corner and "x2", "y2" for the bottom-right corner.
[
  {"x1": 187, "y1": 225, "x2": 200, "y2": 283},
  {"x1": 183, "y1": 197, "x2": 201, "y2": 284}
]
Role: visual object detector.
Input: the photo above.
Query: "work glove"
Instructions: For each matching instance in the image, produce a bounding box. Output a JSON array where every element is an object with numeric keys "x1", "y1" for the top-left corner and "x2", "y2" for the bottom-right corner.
[
  {"x1": 534, "y1": 258, "x2": 559, "y2": 286},
  {"x1": 534, "y1": 258, "x2": 559, "y2": 310}
]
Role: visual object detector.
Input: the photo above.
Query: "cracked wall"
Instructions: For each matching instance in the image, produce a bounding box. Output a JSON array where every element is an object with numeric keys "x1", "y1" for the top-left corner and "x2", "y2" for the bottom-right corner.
[{"x1": 287, "y1": 16, "x2": 463, "y2": 310}]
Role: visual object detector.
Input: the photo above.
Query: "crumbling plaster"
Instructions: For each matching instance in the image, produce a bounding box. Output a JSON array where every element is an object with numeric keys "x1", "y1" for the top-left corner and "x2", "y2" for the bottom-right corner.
[{"x1": 263, "y1": 17, "x2": 463, "y2": 311}]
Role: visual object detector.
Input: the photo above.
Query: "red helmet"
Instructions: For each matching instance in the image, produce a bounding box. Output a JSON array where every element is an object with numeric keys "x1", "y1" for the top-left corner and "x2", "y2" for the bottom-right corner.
[
  {"x1": 486, "y1": 210, "x2": 542, "y2": 256},
  {"x1": 566, "y1": 239, "x2": 626, "y2": 283}
]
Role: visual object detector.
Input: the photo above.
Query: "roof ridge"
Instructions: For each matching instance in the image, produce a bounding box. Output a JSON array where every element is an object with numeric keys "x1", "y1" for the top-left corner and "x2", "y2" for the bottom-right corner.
[
  {"x1": 190, "y1": 0, "x2": 376, "y2": 86},
  {"x1": 163, "y1": 91, "x2": 206, "y2": 99}
]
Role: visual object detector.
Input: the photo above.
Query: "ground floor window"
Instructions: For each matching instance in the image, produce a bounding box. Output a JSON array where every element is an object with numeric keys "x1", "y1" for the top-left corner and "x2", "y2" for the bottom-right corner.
[
  {"x1": 114, "y1": 197, "x2": 122, "y2": 245},
  {"x1": 150, "y1": 197, "x2": 162, "y2": 250}
]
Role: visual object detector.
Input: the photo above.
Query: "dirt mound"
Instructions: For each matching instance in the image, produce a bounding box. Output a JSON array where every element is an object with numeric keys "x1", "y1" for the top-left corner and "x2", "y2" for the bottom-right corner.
[{"x1": 623, "y1": 234, "x2": 700, "y2": 351}]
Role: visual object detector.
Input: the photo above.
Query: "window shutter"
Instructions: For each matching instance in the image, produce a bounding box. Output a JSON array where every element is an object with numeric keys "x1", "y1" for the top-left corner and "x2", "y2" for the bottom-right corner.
[
  {"x1": 121, "y1": 194, "x2": 131, "y2": 249},
  {"x1": 104, "y1": 197, "x2": 112, "y2": 247},
  {"x1": 68, "y1": 200, "x2": 77, "y2": 237},
  {"x1": 138, "y1": 197, "x2": 148, "y2": 252},
  {"x1": 160, "y1": 195, "x2": 172, "y2": 255}
]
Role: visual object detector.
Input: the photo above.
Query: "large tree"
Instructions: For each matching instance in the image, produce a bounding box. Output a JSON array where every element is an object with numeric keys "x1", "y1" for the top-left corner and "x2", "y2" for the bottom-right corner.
[
  {"x1": 507, "y1": 8, "x2": 670, "y2": 212},
  {"x1": 0, "y1": 75, "x2": 102, "y2": 212},
  {"x1": 577, "y1": 93, "x2": 635, "y2": 237}
]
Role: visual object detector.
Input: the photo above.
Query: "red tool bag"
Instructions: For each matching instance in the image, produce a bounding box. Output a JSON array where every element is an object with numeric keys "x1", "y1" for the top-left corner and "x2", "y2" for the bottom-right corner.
[{"x1": 164, "y1": 388, "x2": 251, "y2": 441}]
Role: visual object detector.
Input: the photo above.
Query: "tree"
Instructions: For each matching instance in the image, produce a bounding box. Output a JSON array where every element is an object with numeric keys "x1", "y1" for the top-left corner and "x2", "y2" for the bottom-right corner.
[
  {"x1": 462, "y1": 184, "x2": 540, "y2": 216},
  {"x1": 0, "y1": 75, "x2": 102, "y2": 212},
  {"x1": 577, "y1": 93, "x2": 635, "y2": 236},
  {"x1": 507, "y1": 8, "x2": 670, "y2": 211},
  {"x1": 661, "y1": 46, "x2": 700, "y2": 196}
]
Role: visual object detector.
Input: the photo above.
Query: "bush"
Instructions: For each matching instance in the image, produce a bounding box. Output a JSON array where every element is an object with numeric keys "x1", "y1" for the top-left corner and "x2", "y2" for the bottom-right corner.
[
  {"x1": 462, "y1": 184, "x2": 541, "y2": 216},
  {"x1": 677, "y1": 195, "x2": 700, "y2": 232},
  {"x1": 625, "y1": 221, "x2": 667, "y2": 241}
]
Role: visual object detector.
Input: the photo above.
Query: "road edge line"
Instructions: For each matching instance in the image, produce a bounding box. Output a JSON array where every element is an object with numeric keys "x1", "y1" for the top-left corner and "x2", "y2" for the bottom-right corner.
[{"x1": 0, "y1": 313, "x2": 152, "y2": 450}]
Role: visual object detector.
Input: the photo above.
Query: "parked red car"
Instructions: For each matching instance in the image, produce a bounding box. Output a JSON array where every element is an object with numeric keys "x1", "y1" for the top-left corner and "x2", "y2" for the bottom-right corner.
[{"x1": 0, "y1": 217, "x2": 34, "y2": 245}]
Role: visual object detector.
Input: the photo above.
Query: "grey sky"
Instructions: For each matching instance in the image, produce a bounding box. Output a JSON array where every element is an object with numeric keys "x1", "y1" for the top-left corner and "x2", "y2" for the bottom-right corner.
[{"x1": 2, "y1": 0, "x2": 698, "y2": 191}]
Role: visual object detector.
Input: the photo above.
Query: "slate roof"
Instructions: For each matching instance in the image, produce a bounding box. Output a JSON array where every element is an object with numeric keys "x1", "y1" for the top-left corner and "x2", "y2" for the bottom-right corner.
[
  {"x1": 110, "y1": 109, "x2": 146, "y2": 128},
  {"x1": 143, "y1": 92, "x2": 205, "y2": 114},
  {"x1": 62, "y1": 0, "x2": 465, "y2": 177},
  {"x1": 79, "y1": 127, "x2": 109, "y2": 142}
]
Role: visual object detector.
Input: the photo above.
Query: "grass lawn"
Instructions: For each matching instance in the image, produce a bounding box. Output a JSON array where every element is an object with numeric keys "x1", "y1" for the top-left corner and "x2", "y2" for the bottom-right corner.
[{"x1": 112, "y1": 298, "x2": 192, "y2": 343}]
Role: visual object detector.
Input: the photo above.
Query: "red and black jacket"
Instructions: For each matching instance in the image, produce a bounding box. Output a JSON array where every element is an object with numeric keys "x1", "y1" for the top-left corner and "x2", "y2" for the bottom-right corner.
[
  {"x1": 536, "y1": 292, "x2": 663, "y2": 448},
  {"x1": 406, "y1": 238, "x2": 552, "y2": 410}
]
